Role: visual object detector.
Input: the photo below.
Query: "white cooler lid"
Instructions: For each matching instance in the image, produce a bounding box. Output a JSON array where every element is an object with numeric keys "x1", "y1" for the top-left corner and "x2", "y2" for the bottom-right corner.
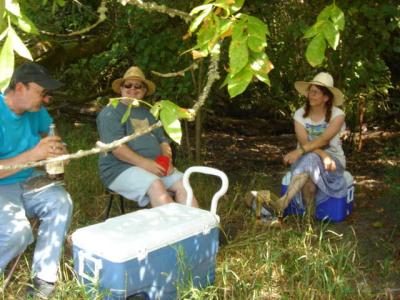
[{"x1": 71, "y1": 203, "x2": 219, "y2": 262}]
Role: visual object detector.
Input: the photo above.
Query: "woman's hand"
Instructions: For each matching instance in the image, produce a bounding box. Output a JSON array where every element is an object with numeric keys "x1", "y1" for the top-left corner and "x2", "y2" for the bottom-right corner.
[
  {"x1": 322, "y1": 155, "x2": 337, "y2": 171},
  {"x1": 283, "y1": 148, "x2": 303, "y2": 165}
]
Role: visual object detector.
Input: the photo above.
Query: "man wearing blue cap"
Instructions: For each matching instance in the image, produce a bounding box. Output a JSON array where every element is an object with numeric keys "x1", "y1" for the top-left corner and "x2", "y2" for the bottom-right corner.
[{"x1": 0, "y1": 62, "x2": 72, "y2": 299}]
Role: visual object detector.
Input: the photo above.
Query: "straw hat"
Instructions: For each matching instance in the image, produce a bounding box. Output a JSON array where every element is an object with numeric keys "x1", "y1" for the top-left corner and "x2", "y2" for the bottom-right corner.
[
  {"x1": 112, "y1": 66, "x2": 156, "y2": 96},
  {"x1": 294, "y1": 72, "x2": 344, "y2": 106}
]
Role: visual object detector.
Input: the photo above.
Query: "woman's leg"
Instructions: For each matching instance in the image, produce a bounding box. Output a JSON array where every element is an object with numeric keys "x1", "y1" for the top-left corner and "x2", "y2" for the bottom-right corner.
[
  {"x1": 302, "y1": 178, "x2": 317, "y2": 222},
  {"x1": 269, "y1": 172, "x2": 310, "y2": 214}
]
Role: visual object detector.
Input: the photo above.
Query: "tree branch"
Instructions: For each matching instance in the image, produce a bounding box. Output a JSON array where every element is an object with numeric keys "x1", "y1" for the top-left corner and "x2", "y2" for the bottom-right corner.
[
  {"x1": 0, "y1": 47, "x2": 221, "y2": 171},
  {"x1": 151, "y1": 63, "x2": 198, "y2": 78},
  {"x1": 124, "y1": 0, "x2": 193, "y2": 23}
]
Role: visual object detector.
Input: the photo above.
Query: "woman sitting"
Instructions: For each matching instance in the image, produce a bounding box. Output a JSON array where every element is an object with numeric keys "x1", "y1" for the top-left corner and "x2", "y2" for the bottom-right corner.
[{"x1": 267, "y1": 72, "x2": 347, "y2": 218}]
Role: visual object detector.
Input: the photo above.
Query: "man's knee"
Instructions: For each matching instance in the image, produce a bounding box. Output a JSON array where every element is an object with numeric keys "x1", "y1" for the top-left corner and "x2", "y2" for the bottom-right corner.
[
  {"x1": 40, "y1": 187, "x2": 73, "y2": 222},
  {"x1": 148, "y1": 179, "x2": 173, "y2": 206}
]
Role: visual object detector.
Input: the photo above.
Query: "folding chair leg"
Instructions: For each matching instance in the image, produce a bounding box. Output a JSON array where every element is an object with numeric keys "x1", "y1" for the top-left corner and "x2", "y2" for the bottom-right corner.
[
  {"x1": 119, "y1": 195, "x2": 125, "y2": 214},
  {"x1": 105, "y1": 193, "x2": 114, "y2": 220}
]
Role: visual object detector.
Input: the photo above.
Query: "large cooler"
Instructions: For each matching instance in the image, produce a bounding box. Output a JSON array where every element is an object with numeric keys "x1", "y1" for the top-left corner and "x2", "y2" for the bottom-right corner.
[{"x1": 71, "y1": 167, "x2": 229, "y2": 300}]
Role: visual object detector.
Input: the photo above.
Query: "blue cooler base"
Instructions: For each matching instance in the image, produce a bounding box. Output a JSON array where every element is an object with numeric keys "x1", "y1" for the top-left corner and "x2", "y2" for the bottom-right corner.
[
  {"x1": 315, "y1": 197, "x2": 353, "y2": 222},
  {"x1": 73, "y1": 228, "x2": 219, "y2": 300},
  {"x1": 74, "y1": 228, "x2": 219, "y2": 299},
  {"x1": 281, "y1": 184, "x2": 354, "y2": 222}
]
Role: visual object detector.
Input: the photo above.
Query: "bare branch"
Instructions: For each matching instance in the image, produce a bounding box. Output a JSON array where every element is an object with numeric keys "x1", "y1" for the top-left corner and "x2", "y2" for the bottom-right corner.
[
  {"x1": 0, "y1": 48, "x2": 221, "y2": 171},
  {"x1": 40, "y1": 0, "x2": 107, "y2": 37},
  {"x1": 125, "y1": 0, "x2": 193, "y2": 23},
  {"x1": 0, "y1": 122, "x2": 162, "y2": 171},
  {"x1": 151, "y1": 63, "x2": 198, "y2": 78}
]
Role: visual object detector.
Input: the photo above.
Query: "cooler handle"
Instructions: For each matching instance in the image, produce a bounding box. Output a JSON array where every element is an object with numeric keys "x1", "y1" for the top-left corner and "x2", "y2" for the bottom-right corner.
[
  {"x1": 183, "y1": 166, "x2": 229, "y2": 214},
  {"x1": 78, "y1": 250, "x2": 103, "y2": 283},
  {"x1": 347, "y1": 185, "x2": 354, "y2": 204}
]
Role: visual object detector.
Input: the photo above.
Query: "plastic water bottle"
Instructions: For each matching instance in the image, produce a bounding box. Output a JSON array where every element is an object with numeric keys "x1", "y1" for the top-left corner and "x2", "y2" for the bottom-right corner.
[{"x1": 45, "y1": 123, "x2": 64, "y2": 181}]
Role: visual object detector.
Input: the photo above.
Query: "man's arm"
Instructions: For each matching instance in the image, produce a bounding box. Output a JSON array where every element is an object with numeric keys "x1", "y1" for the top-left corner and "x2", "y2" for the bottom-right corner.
[
  {"x1": 112, "y1": 145, "x2": 165, "y2": 177},
  {"x1": 0, "y1": 136, "x2": 63, "y2": 179}
]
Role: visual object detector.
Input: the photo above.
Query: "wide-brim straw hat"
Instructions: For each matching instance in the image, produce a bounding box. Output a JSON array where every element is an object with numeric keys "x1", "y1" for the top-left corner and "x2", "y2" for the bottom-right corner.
[
  {"x1": 112, "y1": 66, "x2": 156, "y2": 96},
  {"x1": 294, "y1": 72, "x2": 344, "y2": 106}
]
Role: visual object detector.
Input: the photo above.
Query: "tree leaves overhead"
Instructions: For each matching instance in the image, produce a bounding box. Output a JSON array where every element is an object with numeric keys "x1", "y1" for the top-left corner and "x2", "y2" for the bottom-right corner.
[
  {"x1": 0, "y1": 0, "x2": 38, "y2": 91},
  {"x1": 304, "y1": 3, "x2": 345, "y2": 67},
  {"x1": 0, "y1": 35, "x2": 15, "y2": 91},
  {"x1": 306, "y1": 33, "x2": 326, "y2": 67},
  {"x1": 189, "y1": 2, "x2": 273, "y2": 98}
]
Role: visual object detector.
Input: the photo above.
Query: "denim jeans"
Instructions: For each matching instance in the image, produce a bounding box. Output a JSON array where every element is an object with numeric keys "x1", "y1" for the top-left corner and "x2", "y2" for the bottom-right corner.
[{"x1": 0, "y1": 174, "x2": 72, "y2": 283}]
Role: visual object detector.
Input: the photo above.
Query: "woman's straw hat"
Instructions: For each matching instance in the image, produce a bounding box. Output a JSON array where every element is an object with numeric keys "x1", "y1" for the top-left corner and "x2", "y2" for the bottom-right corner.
[
  {"x1": 294, "y1": 72, "x2": 344, "y2": 106},
  {"x1": 112, "y1": 66, "x2": 156, "y2": 96}
]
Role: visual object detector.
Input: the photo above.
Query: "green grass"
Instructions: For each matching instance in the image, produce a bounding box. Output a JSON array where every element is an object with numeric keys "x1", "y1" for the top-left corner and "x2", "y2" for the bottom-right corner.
[{"x1": 2, "y1": 121, "x2": 397, "y2": 299}]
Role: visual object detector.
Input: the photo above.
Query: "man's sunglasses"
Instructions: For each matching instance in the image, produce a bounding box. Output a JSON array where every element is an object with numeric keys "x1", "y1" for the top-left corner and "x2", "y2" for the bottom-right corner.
[{"x1": 123, "y1": 83, "x2": 144, "y2": 90}]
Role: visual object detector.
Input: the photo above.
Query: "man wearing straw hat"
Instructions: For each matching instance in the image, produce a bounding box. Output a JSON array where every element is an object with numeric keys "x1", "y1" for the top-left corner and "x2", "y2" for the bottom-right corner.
[
  {"x1": 0, "y1": 62, "x2": 73, "y2": 298},
  {"x1": 97, "y1": 66, "x2": 198, "y2": 208}
]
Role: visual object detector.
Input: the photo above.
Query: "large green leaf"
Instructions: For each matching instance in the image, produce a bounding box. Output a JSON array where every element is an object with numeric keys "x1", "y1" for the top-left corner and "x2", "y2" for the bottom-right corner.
[
  {"x1": 0, "y1": 28, "x2": 8, "y2": 42},
  {"x1": 250, "y1": 52, "x2": 273, "y2": 85},
  {"x1": 229, "y1": 37, "x2": 248, "y2": 75},
  {"x1": 157, "y1": 100, "x2": 194, "y2": 120},
  {"x1": 10, "y1": 13, "x2": 39, "y2": 34},
  {"x1": 196, "y1": 19, "x2": 215, "y2": 50},
  {"x1": 150, "y1": 102, "x2": 162, "y2": 119},
  {"x1": 247, "y1": 35, "x2": 266, "y2": 52},
  {"x1": 9, "y1": 27, "x2": 32, "y2": 60},
  {"x1": 190, "y1": 3, "x2": 213, "y2": 16},
  {"x1": 306, "y1": 33, "x2": 326, "y2": 67},
  {"x1": 303, "y1": 20, "x2": 324, "y2": 39},
  {"x1": 231, "y1": 0, "x2": 245, "y2": 13},
  {"x1": 120, "y1": 105, "x2": 132, "y2": 123},
  {"x1": 0, "y1": 34, "x2": 15, "y2": 92},
  {"x1": 227, "y1": 65, "x2": 253, "y2": 98},
  {"x1": 247, "y1": 15, "x2": 269, "y2": 38},
  {"x1": 160, "y1": 108, "x2": 182, "y2": 144},
  {"x1": 317, "y1": 4, "x2": 333, "y2": 21},
  {"x1": 5, "y1": 0, "x2": 21, "y2": 17},
  {"x1": 330, "y1": 5, "x2": 345, "y2": 30},
  {"x1": 189, "y1": 4, "x2": 213, "y2": 32},
  {"x1": 322, "y1": 21, "x2": 339, "y2": 49}
]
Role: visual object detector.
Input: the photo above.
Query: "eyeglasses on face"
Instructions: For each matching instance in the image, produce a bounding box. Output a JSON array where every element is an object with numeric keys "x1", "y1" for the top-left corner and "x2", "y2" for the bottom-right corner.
[
  {"x1": 307, "y1": 88, "x2": 322, "y2": 96},
  {"x1": 123, "y1": 83, "x2": 145, "y2": 90},
  {"x1": 41, "y1": 90, "x2": 52, "y2": 98}
]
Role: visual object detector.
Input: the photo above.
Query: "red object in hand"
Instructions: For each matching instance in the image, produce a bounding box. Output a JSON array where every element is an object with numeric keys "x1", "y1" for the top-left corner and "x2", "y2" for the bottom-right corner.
[{"x1": 155, "y1": 155, "x2": 170, "y2": 176}]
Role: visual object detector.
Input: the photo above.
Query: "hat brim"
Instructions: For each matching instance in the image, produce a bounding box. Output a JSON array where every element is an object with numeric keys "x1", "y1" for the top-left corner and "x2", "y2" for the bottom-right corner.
[
  {"x1": 36, "y1": 78, "x2": 64, "y2": 91},
  {"x1": 295, "y1": 80, "x2": 344, "y2": 106},
  {"x1": 112, "y1": 76, "x2": 155, "y2": 96}
]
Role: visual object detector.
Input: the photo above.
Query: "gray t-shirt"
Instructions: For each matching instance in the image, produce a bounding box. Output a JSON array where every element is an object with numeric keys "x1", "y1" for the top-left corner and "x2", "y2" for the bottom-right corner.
[{"x1": 96, "y1": 103, "x2": 169, "y2": 187}]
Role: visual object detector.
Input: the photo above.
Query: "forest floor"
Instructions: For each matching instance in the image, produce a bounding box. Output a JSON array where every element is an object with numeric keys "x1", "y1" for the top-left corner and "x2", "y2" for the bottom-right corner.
[{"x1": 199, "y1": 125, "x2": 400, "y2": 293}]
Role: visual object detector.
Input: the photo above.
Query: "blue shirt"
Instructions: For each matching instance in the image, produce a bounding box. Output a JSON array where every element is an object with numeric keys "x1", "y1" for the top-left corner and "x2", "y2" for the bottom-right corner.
[{"x1": 0, "y1": 93, "x2": 52, "y2": 185}]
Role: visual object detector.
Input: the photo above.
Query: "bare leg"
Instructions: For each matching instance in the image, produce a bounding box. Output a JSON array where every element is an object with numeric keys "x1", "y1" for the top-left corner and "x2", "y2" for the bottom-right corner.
[
  {"x1": 302, "y1": 178, "x2": 317, "y2": 223},
  {"x1": 169, "y1": 179, "x2": 199, "y2": 207},
  {"x1": 147, "y1": 179, "x2": 173, "y2": 207},
  {"x1": 268, "y1": 173, "x2": 310, "y2": 215}
]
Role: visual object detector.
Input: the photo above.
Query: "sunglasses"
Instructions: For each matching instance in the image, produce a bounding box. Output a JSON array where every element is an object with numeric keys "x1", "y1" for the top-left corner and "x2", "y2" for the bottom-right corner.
[{"x1": 123, "y1": 83, "x2": 145, "y2": 90}]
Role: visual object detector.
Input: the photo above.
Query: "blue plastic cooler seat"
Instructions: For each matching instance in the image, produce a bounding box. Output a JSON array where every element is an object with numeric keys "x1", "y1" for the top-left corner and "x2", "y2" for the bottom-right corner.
[{"x1": 281, "y1": 171, "x2": 354, "y2": 222}]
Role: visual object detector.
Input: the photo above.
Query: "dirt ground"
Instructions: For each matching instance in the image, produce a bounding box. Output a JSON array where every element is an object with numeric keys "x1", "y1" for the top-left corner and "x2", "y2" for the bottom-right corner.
[{"x1": 200, "y1": 127, "x2": 400, "y2": 293}]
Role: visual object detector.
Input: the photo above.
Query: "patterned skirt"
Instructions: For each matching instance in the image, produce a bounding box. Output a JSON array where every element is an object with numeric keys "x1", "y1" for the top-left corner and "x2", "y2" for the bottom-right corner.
[{"x1": 291, "y1": 152, "x2": 347, "y2": 206}]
